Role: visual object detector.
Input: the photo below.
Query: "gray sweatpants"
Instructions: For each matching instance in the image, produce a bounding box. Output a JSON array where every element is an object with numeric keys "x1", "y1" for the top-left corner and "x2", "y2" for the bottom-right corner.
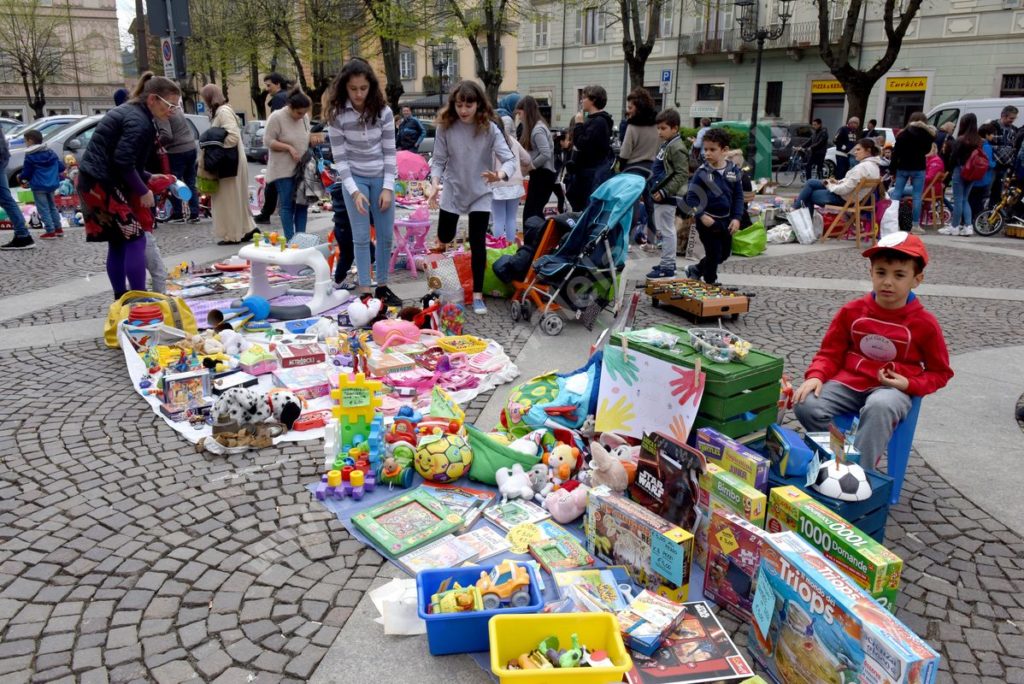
[
  {"x1": 793, "y1": 380, "x2": 912, "y2": 469},
  {"x1": 145, "y1": 233, "x2": 167, "y2": 294},
  {"x1": 654, "y1": 204, "x2": 678, "y2": 270}
]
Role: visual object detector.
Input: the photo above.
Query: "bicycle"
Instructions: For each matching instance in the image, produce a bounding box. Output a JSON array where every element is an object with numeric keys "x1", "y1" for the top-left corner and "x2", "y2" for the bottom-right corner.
[
  {"x1": 974, "y1": 170, "x2": 1022, "y2": 236},
  {"x1": 775, "y1": 147, "x2": 808, "y2": 187}
]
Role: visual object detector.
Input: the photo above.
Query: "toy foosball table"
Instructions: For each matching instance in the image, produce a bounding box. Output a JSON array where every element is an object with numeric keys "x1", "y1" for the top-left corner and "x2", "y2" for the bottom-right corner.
[{"x1": 646, "y1": 278, "x2": 749, "y2": 320}]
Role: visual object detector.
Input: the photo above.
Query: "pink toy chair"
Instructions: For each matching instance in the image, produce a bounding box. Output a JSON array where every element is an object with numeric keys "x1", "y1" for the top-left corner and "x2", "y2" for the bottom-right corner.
[{"x1": 391, "y1": 207, "x2": 431, "y2": 277}]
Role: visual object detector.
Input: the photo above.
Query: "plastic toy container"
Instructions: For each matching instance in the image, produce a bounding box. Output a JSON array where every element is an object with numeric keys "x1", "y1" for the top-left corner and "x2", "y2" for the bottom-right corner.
[
  {"x1": 416, "y1": 563, "x2": 543, "y2": 655},
  {"x1": 488, "y1": 613, "x2": 632, "y2": 684}
]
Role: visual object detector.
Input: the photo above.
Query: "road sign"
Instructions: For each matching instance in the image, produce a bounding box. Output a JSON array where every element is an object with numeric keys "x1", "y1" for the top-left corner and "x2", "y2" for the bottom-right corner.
[
  {"x1": 661, "y1": 69, "x2": 672, "y2": 83},
  {"x1": 660, "y1": 82, "x2": 671, "y2": 94},
  {"x1": 148, "y1": 0, "x2": 192, "y2": 38},
  {"x1": 196, "y1": 101, "x2": 206, "y2": 113},
  {"x1": 161, "y1": 37, "x2": 175, "y2": 79}
]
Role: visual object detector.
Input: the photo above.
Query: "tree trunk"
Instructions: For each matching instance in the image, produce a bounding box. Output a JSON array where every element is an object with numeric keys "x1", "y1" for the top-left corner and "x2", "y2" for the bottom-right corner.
[
  {"x1": 379, "y1": 37, "x2": 404, "y2": 111},
  {"x1": 627, "y1": 58, "x2": 645, "y2": 92},
  {"x1": 484, "y1": 78, "x2": 500, "y2": 107},
  {"x1": 249, "y1": 52, "x2": 266, "y2": 119},
  {"x1": 842, "y1": 82, "x2": 871, "y2": 125}
]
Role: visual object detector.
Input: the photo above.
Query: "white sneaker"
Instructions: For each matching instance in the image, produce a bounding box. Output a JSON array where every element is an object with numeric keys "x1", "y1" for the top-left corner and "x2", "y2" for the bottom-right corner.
[
  {"x1": 472, "y1": 297, "x2": 488, "y2": 314},
  {"x1": 959, "y1": 225, "x2": 974, "y2": 236},
  {"x1": 910, "y1": 224, "x2": 926, "y2": 235},
  {"x1": 937, "y1": 225, "x2": 958, "y2": 235}
]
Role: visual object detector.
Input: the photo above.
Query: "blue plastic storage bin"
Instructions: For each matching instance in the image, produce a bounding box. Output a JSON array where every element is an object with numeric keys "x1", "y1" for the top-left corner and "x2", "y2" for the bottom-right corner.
[{"x1": 416, "y1": 563, "x2": 544, "y2": 655}]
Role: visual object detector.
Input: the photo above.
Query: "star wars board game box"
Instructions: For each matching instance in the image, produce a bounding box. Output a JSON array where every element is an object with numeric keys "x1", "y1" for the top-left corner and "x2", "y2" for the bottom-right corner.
[
  {"x1": 626, "y1": 600, "x2": 753, "y2": 683},
  {"x1": 629, "y1": 431, "x2": 707, "y2": 531},
  {"x1": 749, "y1": 532, "x2": 939, "y2": 684}
]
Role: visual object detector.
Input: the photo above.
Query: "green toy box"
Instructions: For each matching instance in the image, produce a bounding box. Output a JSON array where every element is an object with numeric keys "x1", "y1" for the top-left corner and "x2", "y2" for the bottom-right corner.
[{"x1": 694, "y1": 464, "x2": 766, "y2": 569}]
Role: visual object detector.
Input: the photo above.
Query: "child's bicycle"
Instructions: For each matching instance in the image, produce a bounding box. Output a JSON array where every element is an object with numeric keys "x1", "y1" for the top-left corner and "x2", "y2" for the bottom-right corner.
[{"x1": 974, "y1": 170, "x2": 1022, "y2": 236}]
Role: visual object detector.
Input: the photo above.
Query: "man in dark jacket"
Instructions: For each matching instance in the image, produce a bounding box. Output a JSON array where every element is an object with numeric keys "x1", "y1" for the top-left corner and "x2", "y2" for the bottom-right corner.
[
  {"x1": 0, "y1": 131, "x2": 33, "y2": 250},
  {"x1": 806, "y1": 118, "x2": 828, "y2": 180},
  {"x1": 567, "y1": 84, "x2": 614, "y2": 211},
  {"x1": 833, "y1": 116, "x2": 861, "y2": 179},
  {"x1": 395, "y1": 107, "x2": 425, "y2": 151},
  {"x1": 988, "y1": 105, "x2": 1019, "y2": 208},
  {"x1": 254, "y1": 73, "x2": 290, "y2": 224},
  {"x1": 888, "y1": 112, "x2": 935, "y2": 232},
  {"x1": 157, "y1": 111, "x2": 200, "y2": 223}
]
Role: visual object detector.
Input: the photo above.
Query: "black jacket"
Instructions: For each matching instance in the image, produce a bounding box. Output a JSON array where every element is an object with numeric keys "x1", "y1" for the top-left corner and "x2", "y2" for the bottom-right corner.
[
  {"x1": 890, "y1": 121, "x2": 935, "y2": 172},
  {"x1": 834, "y1": 126, "x2": 860, "y2": 154},
  {"x1": 808, "y1": 127, "x2": 829, "y2": 154},
  {"x1": 79, "y1": 102, "x2": 156, "y2": 194},
  {"x1": 572, "y1": 111, "x2": 614, "y2": 168}
]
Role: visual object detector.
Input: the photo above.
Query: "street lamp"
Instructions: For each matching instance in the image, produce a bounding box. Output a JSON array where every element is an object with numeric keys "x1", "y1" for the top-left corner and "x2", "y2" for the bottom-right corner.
[
  {"x1": 735, "y1": 0, "x2": 792, "y2": 170},
  {"x1": 429, "y1": 38, "x2": 455, "y2": 96}
]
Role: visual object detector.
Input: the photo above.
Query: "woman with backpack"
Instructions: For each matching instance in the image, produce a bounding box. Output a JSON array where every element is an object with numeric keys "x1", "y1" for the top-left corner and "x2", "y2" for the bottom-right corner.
[
  {"x1": 940, "y1": 113, "x2": 985, "y2": 236},
  {"x1": 199, "y1": 84, "x2": 256, "y2": 245}
]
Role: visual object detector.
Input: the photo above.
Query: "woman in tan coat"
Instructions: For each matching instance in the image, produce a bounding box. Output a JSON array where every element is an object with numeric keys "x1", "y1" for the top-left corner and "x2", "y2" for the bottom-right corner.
[{"x1": 199, "y1": 84, "x2": 255, "y2": 244}]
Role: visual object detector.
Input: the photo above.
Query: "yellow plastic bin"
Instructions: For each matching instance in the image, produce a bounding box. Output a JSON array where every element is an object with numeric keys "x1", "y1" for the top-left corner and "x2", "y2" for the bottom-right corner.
[{"x1": 488, "y1": 613, "x2": 632, "y2": 684}]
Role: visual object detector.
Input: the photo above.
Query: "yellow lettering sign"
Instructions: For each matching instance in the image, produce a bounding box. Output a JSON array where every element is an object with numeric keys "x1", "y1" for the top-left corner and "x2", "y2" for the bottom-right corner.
[
  {"x1": 811, "y1": 80, "x2": 844, "y2": 94},
  {"x1": 886, "y1": 77, "x2": 928, "y2": 92}
]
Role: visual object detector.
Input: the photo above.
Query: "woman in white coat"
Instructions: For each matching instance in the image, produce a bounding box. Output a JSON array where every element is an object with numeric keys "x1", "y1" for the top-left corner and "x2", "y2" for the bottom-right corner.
[{"x1": 199, "y1": 84, "x2": 256, "y2": 244}]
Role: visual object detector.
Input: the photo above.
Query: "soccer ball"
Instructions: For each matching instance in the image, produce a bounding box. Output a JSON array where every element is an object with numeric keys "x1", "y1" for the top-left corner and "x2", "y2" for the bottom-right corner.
[
  {"x1": 812, "y1": 461, "x2": 872, "y2": 502},
  {"x1": 414, "y1": 433, "x2": 473, "y2": 483}
]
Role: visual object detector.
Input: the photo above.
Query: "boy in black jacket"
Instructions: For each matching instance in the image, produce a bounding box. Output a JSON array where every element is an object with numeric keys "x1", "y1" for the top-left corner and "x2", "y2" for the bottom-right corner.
[{"x1": 683, "y1": 128, "x2": 743, "y2": 285}]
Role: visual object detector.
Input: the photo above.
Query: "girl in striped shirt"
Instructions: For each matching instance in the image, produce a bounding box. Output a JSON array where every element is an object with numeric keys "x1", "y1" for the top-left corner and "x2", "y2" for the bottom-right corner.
[{"x1": 324, "y1": 59, "x2": 401, "y2": 307}]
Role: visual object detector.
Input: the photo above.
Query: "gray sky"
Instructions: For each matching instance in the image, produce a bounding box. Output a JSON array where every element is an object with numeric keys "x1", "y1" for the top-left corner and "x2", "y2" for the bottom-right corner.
[{"x1": 116, "y1": 0, "x2": 135, "y2": 48}]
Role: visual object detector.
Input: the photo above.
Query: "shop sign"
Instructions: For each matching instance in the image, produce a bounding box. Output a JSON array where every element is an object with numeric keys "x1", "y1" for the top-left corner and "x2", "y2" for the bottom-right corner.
[
  {"x1": 886, "y1": 76, "x2": 928, "y2": 92},
  {"x1": 811, "y1": 79, "x2": 844, "y2": 94},
  {"x1": 690, "y1": 102, "x2": 721, "y2": 118}
]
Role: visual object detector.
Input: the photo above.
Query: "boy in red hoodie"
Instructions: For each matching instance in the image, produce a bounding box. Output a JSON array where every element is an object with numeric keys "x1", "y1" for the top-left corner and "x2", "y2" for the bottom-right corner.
[{"x1": 794, "y1": 232, "x2": 953, "y2": 468}]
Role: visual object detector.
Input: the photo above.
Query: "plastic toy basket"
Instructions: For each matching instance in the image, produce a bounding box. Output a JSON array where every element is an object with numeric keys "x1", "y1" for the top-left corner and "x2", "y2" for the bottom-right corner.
[
  {"x1": 436, "y1": 335, "x2": 487, "y2": 355},
  {"x1": 687, "y1": 327, "x2": 752, "y2": 364},
  {"x1": 488, "y1": 613, "x2": 632, "y2": 684},
  {"x1": 416, "y1": 563, "x2": 543, "y2": 655}
]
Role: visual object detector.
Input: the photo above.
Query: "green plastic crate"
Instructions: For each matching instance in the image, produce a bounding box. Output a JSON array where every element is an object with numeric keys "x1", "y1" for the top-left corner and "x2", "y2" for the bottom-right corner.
[
  {"x1": 692, "y1": 404, "x2": 778, "y2": 439},
  {"x1": 695, "y1": 380, "x2": 780, "y2": 421}
]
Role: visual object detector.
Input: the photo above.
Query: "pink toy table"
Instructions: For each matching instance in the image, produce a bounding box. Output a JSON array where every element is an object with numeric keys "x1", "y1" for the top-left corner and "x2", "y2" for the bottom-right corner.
[{"x1": 391, "y1": 216, "x2": 431, "y2": 277}]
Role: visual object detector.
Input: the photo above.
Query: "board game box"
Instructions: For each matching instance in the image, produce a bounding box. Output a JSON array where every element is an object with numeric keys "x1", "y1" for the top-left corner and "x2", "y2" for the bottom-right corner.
[
  {"x1": 629, "y1": 431, "x2": 706, "y2": 530},
  {"x1": 420, "y1": 482, "x2": 496, "y2": 530},
  {"x1": 352, "y1": 489, "x2": 462, "y2": 557},
  {"x1": 695, "y1": 427, "x2": 770, "y2": 491},
  {"x1": 694, "y1": 465, "x2": 767, "y2": 569},
  {"x1": 483, "y1": 499, "x2": 550, "y2": 531},
  {"x1": 585, "y1": 486, "x2": 694, "y2": 602},
  {"x1": 626, "y1": 600, "x2": 753, "y2": 684},
  {"x1": 749, "y1": 532, "x2": 939, "y2": 684},
  {"x1": 703, "y1": 510, "x2": 770, "y2": 622},
  {"x1": 617, "y1": 589, "x2": 688, "y2": 657},
  {"x1": 275, "y1": 342, "x2": 326, "y2": 369}
]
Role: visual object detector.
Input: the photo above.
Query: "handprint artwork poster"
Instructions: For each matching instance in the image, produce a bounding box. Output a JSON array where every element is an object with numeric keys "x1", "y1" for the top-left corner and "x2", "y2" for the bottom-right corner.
[{"x1": 596, "y1": 345, "x2": 706, "y2": 441}]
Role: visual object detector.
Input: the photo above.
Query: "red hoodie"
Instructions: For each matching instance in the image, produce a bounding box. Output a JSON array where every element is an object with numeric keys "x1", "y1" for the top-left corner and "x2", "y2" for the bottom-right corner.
[{"x1": 805, "y1": 293, "x2": 953, "y2": 396}]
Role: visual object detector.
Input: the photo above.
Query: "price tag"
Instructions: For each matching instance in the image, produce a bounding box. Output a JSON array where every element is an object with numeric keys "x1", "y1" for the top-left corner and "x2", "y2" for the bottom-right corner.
[
  {"x1": 715, "y1": 527, "x2": 739, "y2": 555},
  {"x1": 829, "y1": 423, "x2": 846, "y2": 465},
  {"x1": 650, "y1": 532, "x2": 683, "y2": 586},
  {"x1": 751, "y1": 567, "x2": 776, "y2": 639},
  {"x1": 806, "y1": 452, "x2": 826, "y2": 488},
  {"x1": 341, "y1": 387, "x2": 370, "y2": 408}
]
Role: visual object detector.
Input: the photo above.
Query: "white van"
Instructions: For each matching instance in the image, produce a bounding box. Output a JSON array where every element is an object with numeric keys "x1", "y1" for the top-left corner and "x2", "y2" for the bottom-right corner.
[{"x1": 926, "y1": 98, "x2": 1024, "y2": 131}]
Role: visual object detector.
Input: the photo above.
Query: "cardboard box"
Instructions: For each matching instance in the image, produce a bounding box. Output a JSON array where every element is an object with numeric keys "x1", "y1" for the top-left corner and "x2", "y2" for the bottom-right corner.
[
  {"x1": 629, "y1": 431, "x2": 706, "y2": 530},
  {"x1": 765, "y1": 487, "x2": 903, "y2": 609},
  {"x1": 692, "y1": 463, "x2": 723, "y2": 570},
  {"x1": 696, "y1": 427, "x2": 770, "y2": 491},
  {"x1": 703, "y1": 510, "x2": 770, "y2": 621},
  {"x1": 709, "y1": 468, "x2": 766, "y2": 528},
  {"x1": 749, "y1": 532, "x2": 939, "y2": 684},
  {"x1": 585, "y1": 486, "x2": 694, "y2": 602},
  {"x1": 368, "y1": 350, "x2": 415, "y2": 376},
  {"x1": 275, "y1": 343, "x2": 326, "y2": 369},
  {"x1": 616, "y1": 589, "x2": 687, "y2": 657},
  {"x1": 764, "y1": 423, "x2": 815, "y2": 478},
  {"x1": 272, "y1": 363, "x2": 332, "y2": 401}
]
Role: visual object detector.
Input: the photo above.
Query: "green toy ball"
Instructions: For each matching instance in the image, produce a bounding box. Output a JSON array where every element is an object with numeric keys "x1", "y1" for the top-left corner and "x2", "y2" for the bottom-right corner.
[{"x1": 415, "y1": 432, "x2": 473, "y2": 483}]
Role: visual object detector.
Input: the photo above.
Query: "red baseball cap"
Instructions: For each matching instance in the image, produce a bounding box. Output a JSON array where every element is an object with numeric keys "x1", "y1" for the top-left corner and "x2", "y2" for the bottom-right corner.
[{"x1": 862, "y1": 232, "x2": 929, "y2": 267}]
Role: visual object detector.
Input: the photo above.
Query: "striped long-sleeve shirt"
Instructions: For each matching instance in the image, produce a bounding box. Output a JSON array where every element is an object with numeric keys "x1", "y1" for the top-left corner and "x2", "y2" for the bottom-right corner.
[{"x1": 328, "y1": 102, "x2": 397, "y2": 195}]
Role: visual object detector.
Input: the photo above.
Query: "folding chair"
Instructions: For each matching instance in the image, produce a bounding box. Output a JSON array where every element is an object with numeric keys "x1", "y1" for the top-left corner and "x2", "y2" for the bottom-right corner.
[
  {"x1": 921, "y1": 171, "x2": 949, "y2": 227},
  {"x1": 819, "y1": 177, "x2": 883, "y2": 248}
]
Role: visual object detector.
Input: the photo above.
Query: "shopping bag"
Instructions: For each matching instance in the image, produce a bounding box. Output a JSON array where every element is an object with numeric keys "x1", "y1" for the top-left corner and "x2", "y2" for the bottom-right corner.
[
  {"x1": 788, "y1": 207, "x2": 817, "y2": 245},
  {"x1": 731, "y1": 221, "x2": 767, "y2": 257},
  {"x1": 104, "y1": 291, "x2": 197, "y2": 348},
  {"x1": 423, "y1": 251, "x2": 473, "y2": 305},
  {"x1": 879, "y1": 199, "x2": 900, "y2": 237},
  {"x1": 483, "y1": 245, "x2": 518, "y2": 298}
]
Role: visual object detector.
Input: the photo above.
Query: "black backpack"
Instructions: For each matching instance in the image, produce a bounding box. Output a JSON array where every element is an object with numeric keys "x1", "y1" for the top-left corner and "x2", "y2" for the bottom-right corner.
[{"x1": 199, "y1": 127, "x2": 239, "y2": 179}]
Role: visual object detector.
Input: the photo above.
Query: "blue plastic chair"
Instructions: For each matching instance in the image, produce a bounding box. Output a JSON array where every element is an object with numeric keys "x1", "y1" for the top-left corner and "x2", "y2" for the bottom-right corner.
[{"x1": 832, "y1": 395, "x2": 922, "y2": 506}]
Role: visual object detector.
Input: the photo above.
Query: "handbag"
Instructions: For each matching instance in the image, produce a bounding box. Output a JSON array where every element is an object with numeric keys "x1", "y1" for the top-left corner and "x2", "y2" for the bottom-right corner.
[
  {"x1": 731, "y1": 221, "x2": 767, "y2": 257},
  {"x1": 198, "y1": 127, "x2": 240, "y2": 179},
  {"x1": 961, "y1": 147, "x2": 990, "y2": 182},
  {"x1": 196, "y1": 176, "x2": 219, "y2": 194},
  {"x1": 788, "y1": 207, "x2": 817, "y2": 245}
]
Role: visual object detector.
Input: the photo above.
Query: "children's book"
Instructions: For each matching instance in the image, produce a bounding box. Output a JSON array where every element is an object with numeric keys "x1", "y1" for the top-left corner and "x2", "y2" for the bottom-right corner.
[
  {"x1": 552, "y1": 566, "x2": 635, "y2": 612},
  {"x1": 420, "y1": 482, "x2": 496, "y2": 530},
  {"x1": 528, "y1": 535, "x2": 595, "y2": 574},
  {"x1": 625, "y1": 601, "x2": 752, "y2": 684},
  {"x1": 483, "y1": 499, "x2": 550, "y2": 531},
  {"x1": 456, "y1": 526, "x2": 510, "y2": 562},
  {"x1": 396, "y1": 534, "x2": 479, "y2": 574}
]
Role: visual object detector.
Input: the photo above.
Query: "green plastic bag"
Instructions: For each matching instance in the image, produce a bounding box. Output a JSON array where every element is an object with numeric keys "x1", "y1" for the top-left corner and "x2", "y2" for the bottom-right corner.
[
  {"x1": 482, "y1": 245, "x2": 517, "y2": 298},
  {"x1": 465, "y1": 424, "x2": 542, "y2": 485},
  {"x1": 732, "y1": 221, "x2": 766, "y2": 257}
]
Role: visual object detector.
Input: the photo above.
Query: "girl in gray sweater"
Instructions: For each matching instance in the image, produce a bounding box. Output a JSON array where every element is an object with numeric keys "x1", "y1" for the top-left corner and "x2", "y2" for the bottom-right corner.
[
  {"x1": 427, "y1": 81, "x2": 516, "y2": 314},
  {"x1": 515, "y1": 96, "x2": 556, "y2": 224}
]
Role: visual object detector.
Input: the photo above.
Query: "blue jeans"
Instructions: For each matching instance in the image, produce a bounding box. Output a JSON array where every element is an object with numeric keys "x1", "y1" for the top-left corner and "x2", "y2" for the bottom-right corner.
[
  {"x1": 342, "y1": 175, "x2": 394, "y2": 288},
  {"x1": 490, "y1": 197, "x2": 519, "y2": 242},
  {"x1": 951, "y1": 167, "x2": 975, "y2": 227},
  {"x1": 889, "y1": 169, "x2": 925, "y2": 225},
  {"x1": 794, "y1": 179, "x2": 844, "y2": 210},
  {"x1": 32, "y1": 190, "x2": 61, "y2": 232},
  {"x1": 274, "y1": 177, "x2": 306, "y2": 240},
  {"x1": 168, "y1": 149, "x2": 200, "y2": 218},
  {"x1": 0, "y1": 167, "x2": 28, "y2": 237}
]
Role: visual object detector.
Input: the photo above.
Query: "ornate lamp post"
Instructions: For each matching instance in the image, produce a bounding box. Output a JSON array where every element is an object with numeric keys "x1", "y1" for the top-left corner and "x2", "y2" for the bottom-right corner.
[
  {"x1": 735, "y1": 0, "x2": 792, "y2": 169},
  {"x1": 429, "y1": 38, "x2": 455, "y2": 96}
]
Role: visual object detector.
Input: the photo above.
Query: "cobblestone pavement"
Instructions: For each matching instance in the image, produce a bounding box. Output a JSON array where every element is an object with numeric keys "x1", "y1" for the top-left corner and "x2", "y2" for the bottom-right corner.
[{"x1": 1, "y1": 236, "x2": 1023, "y2": 682}]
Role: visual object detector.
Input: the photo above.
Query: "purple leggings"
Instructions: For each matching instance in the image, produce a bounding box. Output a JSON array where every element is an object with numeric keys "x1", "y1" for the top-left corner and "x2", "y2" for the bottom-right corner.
[{"x1": 107, "y1": 236, "x2": 147, "y2": 298}]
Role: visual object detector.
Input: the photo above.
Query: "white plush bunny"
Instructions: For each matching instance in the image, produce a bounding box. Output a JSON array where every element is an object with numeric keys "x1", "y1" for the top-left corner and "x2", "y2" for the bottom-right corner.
[
  {"x1": 347, "y1": 297, "x2": 382, "y2": 328},
  {"x1": 495, "y1": 463, "x2": 536, "y2": 504}
]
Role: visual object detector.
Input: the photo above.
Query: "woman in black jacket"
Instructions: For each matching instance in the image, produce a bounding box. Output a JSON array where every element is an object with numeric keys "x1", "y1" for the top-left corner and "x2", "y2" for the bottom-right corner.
[
  {"x1": 566, "y1": 85, "x2": 615, "y2": 211},
  {"x1": 78, "y1": 73, "x2": 180, "y2": 298}
]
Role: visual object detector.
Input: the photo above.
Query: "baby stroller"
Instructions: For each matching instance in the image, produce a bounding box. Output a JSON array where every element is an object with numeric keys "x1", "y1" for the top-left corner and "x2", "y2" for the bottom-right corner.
[{"x1": 511, "y1": 174, "x2": 645, "y2": 335}]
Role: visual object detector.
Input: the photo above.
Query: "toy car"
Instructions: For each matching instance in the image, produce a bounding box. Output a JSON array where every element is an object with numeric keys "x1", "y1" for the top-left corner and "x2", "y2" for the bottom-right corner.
[
  {"x1": 476, "y1": 560, "x2": 532, "y2": 609},
  {"x1": 430, "y1": 584, "x2": 483, "y2": 614}
]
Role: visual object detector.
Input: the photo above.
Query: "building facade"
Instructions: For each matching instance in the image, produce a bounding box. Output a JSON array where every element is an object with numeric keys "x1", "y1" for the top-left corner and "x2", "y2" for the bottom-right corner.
[
  {"x1": 0, "y1": 0, "x2": 123, "y2": 122},
  {"x1": 396, "y1": 34, "x2": 520, "y2": 111},
  {"x1": 517, "y1": 0, "x2": 1024, "y2": 133}
]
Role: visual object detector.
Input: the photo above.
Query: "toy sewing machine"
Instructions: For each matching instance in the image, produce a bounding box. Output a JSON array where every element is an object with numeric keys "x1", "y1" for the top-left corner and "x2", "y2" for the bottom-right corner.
[{"x1": 236, "y1": 239, "x2": 349, "y2": 320}]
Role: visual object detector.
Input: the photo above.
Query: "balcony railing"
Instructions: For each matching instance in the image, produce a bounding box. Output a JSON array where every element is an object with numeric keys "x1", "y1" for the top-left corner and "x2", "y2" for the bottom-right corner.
[{"x1": 679, "y1": 19, "x2": 845, "y2": 56}]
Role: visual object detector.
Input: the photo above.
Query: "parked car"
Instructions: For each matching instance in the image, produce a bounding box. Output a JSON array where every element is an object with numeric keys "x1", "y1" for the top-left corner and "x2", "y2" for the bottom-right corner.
[
  {"x1": 0, "y1": 117, "x2": 23, "y2": 136},
  {"x1": 824, "y1": 126, "x2": 895, "y2": 177},
  {"x1": 926, "y1": 97, "x2": 1024, "y2": 133},
  {"x1": 245, "y1": 123, "x2": 268, "y2": 163},
  {"x1": 416, "y1": 118, "x2": 436, "y2": 158},
  {"x1": 6, "y1": 115, "x2": 84, "y2": 147},
  {"x1": 183, "y1": 113, "x2": 211, "y2": 141},
  {"x1": 241, "y1": 119, "x2": 266, "y2": 159},
  {"x1": 6, "y1": 115, "x2": 101, "y2": 184}
]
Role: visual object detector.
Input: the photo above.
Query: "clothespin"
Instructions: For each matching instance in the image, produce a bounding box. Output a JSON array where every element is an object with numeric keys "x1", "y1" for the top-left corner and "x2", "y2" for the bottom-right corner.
[
  {"x1": 694, "y1": 357, "x2": 701, "y2": 387},
  {"x1": 620, "y1": 334, "x2": 629, "y2": 360}
]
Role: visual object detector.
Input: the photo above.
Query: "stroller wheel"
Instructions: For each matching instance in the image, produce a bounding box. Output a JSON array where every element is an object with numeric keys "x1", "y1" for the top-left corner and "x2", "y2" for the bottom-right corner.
[
  {"x1": 510, "y1": 300, "x2": 521, "y2": 322},
  {"x1": 521, "y1": 300, "x2": 533, "y2": 322},
  {"x1": 540, "y1": 313, "x2": 564, "y2": 336}
]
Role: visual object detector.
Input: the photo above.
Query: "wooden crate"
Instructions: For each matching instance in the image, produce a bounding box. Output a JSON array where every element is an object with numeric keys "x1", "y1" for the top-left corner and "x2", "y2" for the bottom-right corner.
[
  {"x1": 646, "y1": 278, "x2": 749, "y2": 321},
  {"x1": 1006, "y1": 224, "x2": 1024, "y2": 239}
]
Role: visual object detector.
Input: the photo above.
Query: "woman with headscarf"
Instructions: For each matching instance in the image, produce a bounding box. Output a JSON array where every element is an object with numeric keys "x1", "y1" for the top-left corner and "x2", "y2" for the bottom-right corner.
[{"x1": 199, "y1": 84, "x2": 256, "y2": 245}]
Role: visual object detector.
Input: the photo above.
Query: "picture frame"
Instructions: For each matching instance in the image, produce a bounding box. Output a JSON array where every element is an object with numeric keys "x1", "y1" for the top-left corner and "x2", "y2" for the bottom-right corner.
[
  {"x1": 162, "y1": 370, "x2": 211, "y2": 407},
  {"x1": 352, "y1": 489, "x2": 463, "y2": 557}
]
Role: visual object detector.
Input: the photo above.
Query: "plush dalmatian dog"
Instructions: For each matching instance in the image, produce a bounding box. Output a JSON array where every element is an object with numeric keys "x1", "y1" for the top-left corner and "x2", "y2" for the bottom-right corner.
[{"x1": 212, "y1": 387, "x2": 303, "y2": 430}]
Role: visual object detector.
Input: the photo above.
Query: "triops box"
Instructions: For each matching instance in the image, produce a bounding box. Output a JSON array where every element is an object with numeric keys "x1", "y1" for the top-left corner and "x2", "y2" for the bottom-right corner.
[
  {"x1": 704, "y1": 510, "x2": 770, "y2": 621},
  {"x1": 585, "y1": 486, "x2": 694, "y2": 602},
  {"x1": 749, "y1": 532, "x2": 939, "y2": 684},
  {"x1": 696, "y1": 427, "x2": 770, "y2": 491},
  {"x1": 766, "y1": 487, "x2": 902, "y2": 609}
]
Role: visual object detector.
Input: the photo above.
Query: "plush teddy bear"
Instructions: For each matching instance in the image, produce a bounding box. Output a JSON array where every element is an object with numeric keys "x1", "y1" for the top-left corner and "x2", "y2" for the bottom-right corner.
[
  {"x1": 495, "y1": 463, "x2": 536, "y2": 504},
  {"x1": 587, "y1": 442, "x2": 629, "y2": 493},
  {"x1": 545, "y1": 483, "x2": 589, "y2": 523}
]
